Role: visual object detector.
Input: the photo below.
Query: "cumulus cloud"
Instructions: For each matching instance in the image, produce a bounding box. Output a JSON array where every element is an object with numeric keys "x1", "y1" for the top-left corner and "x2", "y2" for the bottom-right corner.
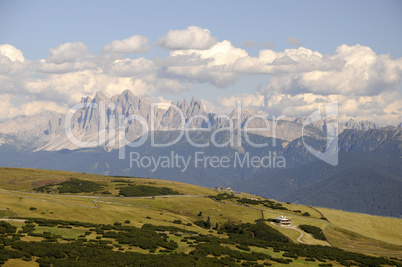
[
  {"x1": 104, "y1": 57, "x2": 155, "y2": 77},
  {"x1": 0, "y1": 94, "x2": 67, "y2": 121},
  {"x1": 102, "y1": 35, "x2": 150, "y2": 54},
  {"x1": 275, "y1": 45, "x2": 402, "y2": 96},
  {"x1": 164, "y1": 40, "x2": 249, "y2": 87},
  {"x1": 0, "y1": 44, "x2": 25, "y2": 62},
  {"x1": 218, "y1": 94, "x2": 265, "y2": 108},
  {"x1": 216, "y1": 90, "x2": 402, "y2": 125},
  {"x1": 48, "y1": 42, "x2": 88, "y2": 64},
  {"x1": 0, "y1": 45, "x2": 26, "y2": 75},
  {"x1": 287, "y1": 37, "x2": 302, "y2": 47},
  {"x1": 157, "y1": 26, "x2": 218, "y2": 50},
  {"x1": 0, "y1": 28, "x2": 401, "y2": 125},
  {"x1": 25, "y1": 70, "x2": 151, "y2": 104}
]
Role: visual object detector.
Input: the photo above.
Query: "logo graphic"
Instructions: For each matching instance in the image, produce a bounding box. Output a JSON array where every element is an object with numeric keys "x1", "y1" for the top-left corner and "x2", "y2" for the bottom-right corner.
[{"x1": 302, "y1": 100, "x2": 339, "y2": 166}]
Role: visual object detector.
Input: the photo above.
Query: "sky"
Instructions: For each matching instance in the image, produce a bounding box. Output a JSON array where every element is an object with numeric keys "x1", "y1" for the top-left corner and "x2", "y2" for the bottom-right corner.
[{"x1": 0, "y1": 0, "x2": 401, "y2": 125}]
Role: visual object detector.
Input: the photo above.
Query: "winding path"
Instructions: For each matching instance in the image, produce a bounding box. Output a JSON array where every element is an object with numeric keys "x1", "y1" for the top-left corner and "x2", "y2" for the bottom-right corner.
[{"x1": 270, "y1": 222, "x2": 308, "y2": 244}]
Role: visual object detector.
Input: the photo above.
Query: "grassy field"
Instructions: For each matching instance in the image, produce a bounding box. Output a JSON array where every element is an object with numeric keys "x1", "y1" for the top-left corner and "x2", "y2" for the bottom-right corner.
[
  {"x1": 318, "y1": 207, "x2": 402, "y2": 245},
  {"x1": 0, "y1": 167, "x2": 218, "y2": 196},
  {"x1": 0, "y1": 167, "x2": 401, "y2": 263},
  {"x1": 324, "y1": 225, "x2": 402, "y2": 258},
  {"x1": 3, "y1": 259, "x2": 39, "y2": 267}
]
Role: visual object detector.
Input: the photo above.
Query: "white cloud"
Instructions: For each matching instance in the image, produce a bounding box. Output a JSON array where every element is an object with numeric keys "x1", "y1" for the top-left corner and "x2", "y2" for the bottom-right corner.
[
  {"x1": 256, "y1": 45, "x2": 402, "y2": 98},
  {"x1": 298, "y1": 45, "x2": 402, "y2": 96},
  {"x1": 0, "y1": 44, "x2": 25, "y2": 62},
  {"x1": 0, "y1": 45, "x2": 26, "y2": 75},
  {"x1": 217, "y1": 91, "x2": 402, "y2": 125},
  {"x1": 218, "y1": 94, "x2": 265, "y2": 108},
  {"x1": 35, "y1": 59, "x2": 97, "y2": 74},
  {"x1": 20, "y1": 100, "x2": 68, "y2": 116},
  {"x1": 48, "y1": 42, "x2": 88, "y2": 64},
  {"x1": 25, "y1": 70, "x2": 150, "y2": 103},
  {"x1": 164, "y1": 40, "x2": 249, "y2": 87},
  {"x1": 0, "y1": 29, "x2": 401, "y2": 126},
  {"x1": 102, "y1": 35, "x2": 150, "y2": 54},
  {"x1": 157, "y1": 26, "x2": 218, "y2": 50},
  {"x1": 0, "y1": 94, "x2": 67, "y2": 121},
  {"x1": 105, "y1": 57, "x2": 155, "y2": 77}
]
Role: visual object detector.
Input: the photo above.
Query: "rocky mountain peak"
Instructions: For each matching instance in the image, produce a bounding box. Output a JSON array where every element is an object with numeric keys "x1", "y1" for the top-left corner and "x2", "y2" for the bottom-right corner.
[
  {"x1": 345, "y1": 119, "x2": 378, "y2": 131},
  {"x1": 117, "y1": 89, "x2": 137, "y2": 104}
]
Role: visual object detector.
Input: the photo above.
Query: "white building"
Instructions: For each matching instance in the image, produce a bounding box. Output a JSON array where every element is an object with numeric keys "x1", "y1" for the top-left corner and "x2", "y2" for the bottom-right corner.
[{"x1": 275, "y1": 216, "x2": 291, "y2": 226}]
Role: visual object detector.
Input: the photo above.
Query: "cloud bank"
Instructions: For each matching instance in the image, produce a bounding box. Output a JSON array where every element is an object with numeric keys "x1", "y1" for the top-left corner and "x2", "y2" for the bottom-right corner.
[
  {"x1": 0, "y1": 26, "x2": 401, "y2": 125},
  {"x1": 157, "y1": 26, "x2": 218, "y2": 50},
  {"x1": 102, "y1": 35, "x2": 150, "y2": 54}
]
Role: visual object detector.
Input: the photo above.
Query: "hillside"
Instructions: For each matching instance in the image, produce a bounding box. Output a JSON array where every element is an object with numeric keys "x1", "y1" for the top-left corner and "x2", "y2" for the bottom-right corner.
[
  {"x1": 0, "y1": 168, "x2": 401, "y2": 266},
  {"x1": 282, "y1": 167, "x2": 402, "y2": 217},
  {"x1": 231, "y1": 152, "x2": 402, "y2": 217}
]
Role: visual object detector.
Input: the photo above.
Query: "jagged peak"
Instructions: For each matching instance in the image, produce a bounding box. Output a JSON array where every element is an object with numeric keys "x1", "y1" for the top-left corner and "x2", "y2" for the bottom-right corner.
[
  {"x1": 174, "y1": 97, "x2": 204, "y2": 112},
  {"x1": 94, "y1": 91, "x2": 107, "y2": 100},
  {"x1": 117, "y1": 89, "x2": 138, "y2": 103},
  {"x1": 81, "y1": 96, "x2": 92, "y2": 103},
  {"x1": 121, "y1": 89, "x2": 133, "y2": 95}
]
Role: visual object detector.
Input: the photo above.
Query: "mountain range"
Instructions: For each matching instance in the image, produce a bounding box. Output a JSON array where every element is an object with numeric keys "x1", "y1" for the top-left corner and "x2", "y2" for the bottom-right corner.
[
  {"x1": 0, "y1": 90, "x2": 391, "y2": 152},
  {"x1": 0, "y1": 90, "x2": 401, "y2": 217}
]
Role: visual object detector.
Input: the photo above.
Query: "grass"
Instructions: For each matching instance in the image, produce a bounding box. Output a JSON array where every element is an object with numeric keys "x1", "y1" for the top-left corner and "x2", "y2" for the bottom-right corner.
[
  {"x1": 219, "y1": 244, "x2": 338, "y2": 266},
  {"x1": 1, "y1": 167, "x2": 401, "y2": 261},
  {"x1": 325, "y1": 225, "x2": 402, "y2": 258},
  {"x1": 0, "y1": 209, "x2": 15, "y2": 217},
  {"x1": 269, "y1": 224, "x2": 300, "y2": 242},
  {"x1": 299, "y1": 232, "x2": 330, "y2": 246},
  {"x1": 318, "y1": 207, "x2": 402, "y2": 245},
  {"x1": 34, "y1": 226, "x2": 85, "y2": 239},
  {"x1": 3, "y1": 259, "x2": 39, "y2": 267},
  {"x1": 0, "y1": 168, "x2": 106, "y2": 191},
  {"x1": 266, "y1": 221, "x2": 331, "y2": 246},
  {"x1": 0, "y1": 191, "x2": 261, "y2": 237},
  {"x1": 0, "y1": 167, "x2": 218, "y2": 196}
]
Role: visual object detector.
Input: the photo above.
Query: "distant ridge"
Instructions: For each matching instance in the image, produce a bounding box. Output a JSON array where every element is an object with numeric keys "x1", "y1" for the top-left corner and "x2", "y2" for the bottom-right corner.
[{"x1": 0, "y1": 90, "x2": 388, "y2": 152}]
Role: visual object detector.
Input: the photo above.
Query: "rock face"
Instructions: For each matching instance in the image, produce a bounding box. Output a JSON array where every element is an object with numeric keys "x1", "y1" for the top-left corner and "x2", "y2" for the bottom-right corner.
[
  {"x1": 294, "y1": 117, "x2": 378, "y2": 133},
  {"x1": 338, "y1": 128, "x2": 402, "y2": 155},
  {"x1": 0, "y1": 90, "x2": 392, "y2": 152},
  {"x1": 343, "y1": 118, "x2": 378, "y2": 131}
]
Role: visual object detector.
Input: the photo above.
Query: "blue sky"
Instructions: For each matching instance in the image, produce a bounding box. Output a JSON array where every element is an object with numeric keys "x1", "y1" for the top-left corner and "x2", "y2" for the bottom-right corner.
[
  {"x1": 2, "y1": 0, "x2": 401, "y2": 58},
  {"x1": 0, "y1": 0, "x2": 401, "y2": 124}
]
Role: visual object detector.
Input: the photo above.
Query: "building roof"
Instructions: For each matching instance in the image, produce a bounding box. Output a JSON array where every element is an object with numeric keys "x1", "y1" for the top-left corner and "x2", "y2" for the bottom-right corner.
[{"x1": 275, "y1": 216, "x2": 291, "y2": 221}]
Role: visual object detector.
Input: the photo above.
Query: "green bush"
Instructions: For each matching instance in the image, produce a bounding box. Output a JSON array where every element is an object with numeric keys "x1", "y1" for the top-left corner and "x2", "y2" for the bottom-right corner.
[
  {"x1": 299, "y1": 225, "x2": 326, "y2": 241},
  {"x1": 34, "y1": 178, "x2": 104, "y2": 194},
  {"x1": 119, "y1": 185, "x2": 181, "y2": 197}
]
